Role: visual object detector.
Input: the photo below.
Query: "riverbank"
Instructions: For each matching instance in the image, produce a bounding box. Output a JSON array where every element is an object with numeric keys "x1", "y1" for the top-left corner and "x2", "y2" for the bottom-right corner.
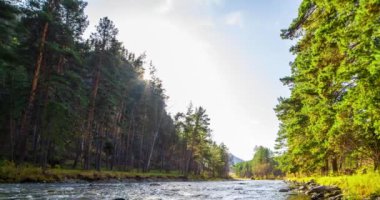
[
  {"x1": 287, "y1": 172, "x2": 380, "y2": 199},
  {"x1": 0, "y1": 162, "x2": 228, "y2": 183},
  {"x1": 0, "y1": 167, "x2": 185, "y2": 183},
  {"x1": 286, "y1": 180, "x2": 343, "y2": 200}
]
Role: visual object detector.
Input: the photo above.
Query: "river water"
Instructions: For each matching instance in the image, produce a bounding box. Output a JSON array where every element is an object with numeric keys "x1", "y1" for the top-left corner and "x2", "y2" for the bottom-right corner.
[{"x1": 0, "y1": 180, "x2": 308, "y2": 200}]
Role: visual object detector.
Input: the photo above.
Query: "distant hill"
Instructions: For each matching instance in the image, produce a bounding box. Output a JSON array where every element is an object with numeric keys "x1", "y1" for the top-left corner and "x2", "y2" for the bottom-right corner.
[{"x1": 229, "y1": 153, "x2": 244, "y2": 166}]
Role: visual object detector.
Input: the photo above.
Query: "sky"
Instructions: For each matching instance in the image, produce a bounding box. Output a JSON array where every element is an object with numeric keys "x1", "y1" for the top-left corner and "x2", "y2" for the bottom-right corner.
[{"x1": 84, "y1": 0, "x2": 301, "y2": 161}]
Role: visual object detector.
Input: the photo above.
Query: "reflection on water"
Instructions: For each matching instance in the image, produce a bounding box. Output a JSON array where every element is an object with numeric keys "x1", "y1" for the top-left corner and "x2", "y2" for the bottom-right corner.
[{"x1": 0, "y1": 180, "x2": 309, "y2": 200}]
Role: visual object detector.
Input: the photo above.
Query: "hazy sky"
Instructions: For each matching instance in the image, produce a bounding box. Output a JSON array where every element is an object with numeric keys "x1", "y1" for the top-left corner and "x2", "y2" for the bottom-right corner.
[{"x1": 85, "y1": 0, "x2": 301, "y2": 160}]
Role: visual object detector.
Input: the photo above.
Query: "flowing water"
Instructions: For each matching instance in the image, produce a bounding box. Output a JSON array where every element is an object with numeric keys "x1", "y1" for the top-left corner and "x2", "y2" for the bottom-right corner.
[{"x1": 0, "y1": 180, "x2": 308, "y2": 200}]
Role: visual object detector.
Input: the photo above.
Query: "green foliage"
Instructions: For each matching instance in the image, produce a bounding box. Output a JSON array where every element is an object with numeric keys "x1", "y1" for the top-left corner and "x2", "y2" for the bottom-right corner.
[
  {"x1": 174, "y1": 104, "x2": 230, "y2": 178},
  {"x1": 0, "y1": 0, "x2": 229, "y2": 179},
  {"x1": 276, "y1": 0, "x2": 380, "y2": 175},
  {"x1": 251, "y1": 146, "x2": 275, "y2": 178},
  {"x1": 233, "y1": 161, "x2": 253, "y2": 178},
  {"x1": 233, "y1": 146, "x2": 281, "y2": 179}
]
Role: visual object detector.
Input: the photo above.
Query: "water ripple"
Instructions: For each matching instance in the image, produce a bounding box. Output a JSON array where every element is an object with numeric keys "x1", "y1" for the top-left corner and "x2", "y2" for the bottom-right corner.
[{"x1": 0, "y1": 180, "x2": 303, "y2": 200}]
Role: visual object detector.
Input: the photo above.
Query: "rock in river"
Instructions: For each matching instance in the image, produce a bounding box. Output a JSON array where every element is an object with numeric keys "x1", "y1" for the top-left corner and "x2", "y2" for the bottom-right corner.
[{"x1": 279, "y1": 188, "x2": 290, "y2": 192}]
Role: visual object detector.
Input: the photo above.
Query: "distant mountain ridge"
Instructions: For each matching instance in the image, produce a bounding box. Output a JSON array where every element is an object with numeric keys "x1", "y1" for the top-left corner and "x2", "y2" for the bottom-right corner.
[{"x1": 229, "y1": 153, "x2": 244, "y2": 166}]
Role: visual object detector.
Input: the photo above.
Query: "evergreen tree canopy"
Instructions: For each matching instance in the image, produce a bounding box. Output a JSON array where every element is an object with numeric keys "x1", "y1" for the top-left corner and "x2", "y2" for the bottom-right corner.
[{"x1": 276, "y1": 0, "x2": 380, "y2": 174}]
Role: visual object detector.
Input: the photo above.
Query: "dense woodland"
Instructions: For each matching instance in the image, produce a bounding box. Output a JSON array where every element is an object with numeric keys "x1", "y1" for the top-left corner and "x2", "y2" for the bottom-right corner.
[
  {"x1": 233, "y1": 146, "x2": 281, "y2": 179},
  {"x1": 275, "y1": 0, "x2": 380, "y2": 175},
  {"x1": 0, "y1": 0, "x2": 229, "y2": 178}
]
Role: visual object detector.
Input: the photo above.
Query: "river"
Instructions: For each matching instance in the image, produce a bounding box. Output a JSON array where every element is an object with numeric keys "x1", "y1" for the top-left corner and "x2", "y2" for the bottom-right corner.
[{"x1": 0, "y1": 180, "x2": 308, "y2": 199}]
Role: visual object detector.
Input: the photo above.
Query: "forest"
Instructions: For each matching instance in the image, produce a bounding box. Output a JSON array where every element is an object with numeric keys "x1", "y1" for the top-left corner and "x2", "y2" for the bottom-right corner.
[
  {"x1": 0, "y1": 0, "x2": 229, "y2": 178},
  {"x1": 275, "y1": 0, "x2": 380, "y2": 175},
  {"x1": 233, "y1": 146, "x2": 282, "y2": 179}
]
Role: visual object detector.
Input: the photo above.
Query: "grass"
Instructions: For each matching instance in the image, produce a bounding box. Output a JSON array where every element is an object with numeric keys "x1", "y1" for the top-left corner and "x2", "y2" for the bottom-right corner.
[
  {"x1": 288, "y1": 172, "x2": 380, "y2": 199},
  {"x1": 228, "y1": 172, "x2": 250, "y2": 180},
  {"x1": 0, "y1": 161, "x2": 192, "y2": 183}
]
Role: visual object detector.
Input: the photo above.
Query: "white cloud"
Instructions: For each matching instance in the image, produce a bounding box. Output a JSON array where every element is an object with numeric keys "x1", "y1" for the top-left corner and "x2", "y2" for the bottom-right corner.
[
  {"x1": 225, "y1": 11, "x2": 244, "y2": 27},
  {"x1": 196, "y1": 0, "x2": 225, "y2": 6},
  {"x1": 156, "y1": 0, "x2": 173, "y2": 14}
]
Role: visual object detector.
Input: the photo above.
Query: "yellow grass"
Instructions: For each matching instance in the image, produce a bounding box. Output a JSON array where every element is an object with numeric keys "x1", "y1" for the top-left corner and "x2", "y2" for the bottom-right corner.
[{"x1": 288, "y1": 172, "x2": 380, "y2": 199}]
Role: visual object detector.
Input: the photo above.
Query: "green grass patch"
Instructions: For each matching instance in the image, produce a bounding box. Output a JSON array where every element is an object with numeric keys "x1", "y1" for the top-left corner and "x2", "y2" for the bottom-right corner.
[
  {"x1": 0, "y1": 161, "x2": 190, "y2": 183},
  {"x1": 288, "y1": 172, "x2": 380, "y2": 199}
]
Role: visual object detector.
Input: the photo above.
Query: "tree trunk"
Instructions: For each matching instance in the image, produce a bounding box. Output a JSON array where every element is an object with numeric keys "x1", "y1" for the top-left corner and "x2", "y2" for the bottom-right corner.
[
  {"x1": 84, "y1": 67, "x2": 100, "y2": 169},
  {"x1": 95, "y1": 125, "x2": 101, "y2": 171},
  {"x1": 125, "y1": 109, "x2": 135, "y2": 169},
  {"x1": 374, "y1": 154, "x2": 380, "y2": 171},
  {"x1": 17, "y1": 21, "x2": 49, "y2": 163},
  {"x1": 146, "y1": 130, "x2": 158, "y2": 171},
  {"x1": 112, "y1": 100, "x2": 124, "y2": 170},
  {"x1": 9, "y1": 114, "x2": 15, "y2": 162},
  {"x1": 32, "y1": 124, "x2": 39, "y2": 164},
  {"x1": 146, "y1": 110, "x2": 164, "y2": 171},
  {"x1": 185, "y1": 149, "x2": 193, "y2": 176},
  {"x1": 321, "y1": 158, "x2": 329, "y2": 175},
  {"x1": 128, "y1": 115, "x2": 135, "y2": 169},
  {"x1": 139, "y1": 124, "x2": 145, "y2": 171},
  {"x1": 185, "y1": 122, "x2": 199, "y2": 176},
  {"x1": 332, "y1": 156, "x2": 338, "y2": 174},
  {"x1": 56, "y1": 54, "x2": 65, "y2": 74},
  {"x1": 73, "y1": 124, "x2": 85, "y2": 169},
  {"x1": 72, "y1": 139, "x2": 81, "y2": 169}
]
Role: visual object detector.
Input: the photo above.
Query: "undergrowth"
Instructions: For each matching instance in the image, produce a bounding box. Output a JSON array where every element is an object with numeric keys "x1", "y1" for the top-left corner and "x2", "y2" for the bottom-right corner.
[{"x1": 289, "y1": 172, "x2": 380, "y2": 199}]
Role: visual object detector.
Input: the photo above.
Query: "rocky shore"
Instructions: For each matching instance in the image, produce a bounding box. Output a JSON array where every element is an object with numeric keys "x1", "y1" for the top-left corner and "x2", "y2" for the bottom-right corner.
[{"x1": 280, "y1": 180, "x2": 343, "y2": 200}]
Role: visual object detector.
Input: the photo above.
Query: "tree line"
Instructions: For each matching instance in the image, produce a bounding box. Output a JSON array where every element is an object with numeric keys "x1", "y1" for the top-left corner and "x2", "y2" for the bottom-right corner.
[
  {"x1": 233, "y1": 146, "x2": 282, "y2": 179},
  {"x1": 275, "y1": 0, "x2": 380, "y2": 175},
  {"x1": 0, "y1": 0, "x2": 229, "y2": 178}
]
